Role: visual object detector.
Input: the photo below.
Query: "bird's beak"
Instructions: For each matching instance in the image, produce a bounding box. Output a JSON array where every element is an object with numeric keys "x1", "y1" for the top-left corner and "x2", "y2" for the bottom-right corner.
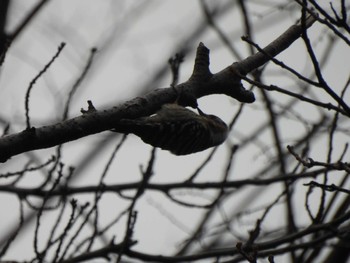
[{"x1": 197, "y1": 107, "x2": 206, "y2": 116}]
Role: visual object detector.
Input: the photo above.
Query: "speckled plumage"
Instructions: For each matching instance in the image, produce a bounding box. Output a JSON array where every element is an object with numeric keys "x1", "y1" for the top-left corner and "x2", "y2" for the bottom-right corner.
[{"x1": 113, "y1": 104, "x2": 228, "y2": 155}]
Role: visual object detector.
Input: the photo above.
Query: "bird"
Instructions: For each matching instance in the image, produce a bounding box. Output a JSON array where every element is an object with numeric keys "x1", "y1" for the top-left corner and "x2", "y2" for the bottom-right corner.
[{"x1": 113, "y1": 104, "x2": 228, "y2": 155}]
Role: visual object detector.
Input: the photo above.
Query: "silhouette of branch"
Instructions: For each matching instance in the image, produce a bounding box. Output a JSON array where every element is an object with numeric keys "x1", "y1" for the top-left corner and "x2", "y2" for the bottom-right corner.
[{"x1": 0, "y1": 13, "x2": 317, "y2": 162}]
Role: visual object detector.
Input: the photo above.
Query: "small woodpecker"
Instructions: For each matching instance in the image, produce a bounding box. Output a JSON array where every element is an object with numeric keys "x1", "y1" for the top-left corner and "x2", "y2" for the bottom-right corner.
[{"x1": 113, "y1": 104, "x2": 228, "y2": 155}]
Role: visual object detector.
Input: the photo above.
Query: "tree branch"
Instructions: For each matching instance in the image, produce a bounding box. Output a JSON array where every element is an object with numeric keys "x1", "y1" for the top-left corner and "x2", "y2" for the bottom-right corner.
[{"x1": 0, "y1": 14, "x2": 317, "y2": 163}]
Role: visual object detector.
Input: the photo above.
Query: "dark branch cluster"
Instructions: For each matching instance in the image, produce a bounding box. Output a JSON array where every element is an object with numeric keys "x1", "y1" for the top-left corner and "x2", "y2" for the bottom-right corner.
[{"x1": 0, "y1": 1, "x2": 349, "y2": 263}]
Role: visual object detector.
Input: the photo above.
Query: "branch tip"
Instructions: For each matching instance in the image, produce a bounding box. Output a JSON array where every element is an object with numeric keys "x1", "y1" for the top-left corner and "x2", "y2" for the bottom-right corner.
[{"x1": 190, "y1": 42, "x2": 212, "y2": 81}]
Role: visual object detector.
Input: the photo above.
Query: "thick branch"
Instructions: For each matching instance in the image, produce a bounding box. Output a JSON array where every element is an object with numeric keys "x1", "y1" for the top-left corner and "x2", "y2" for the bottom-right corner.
[
  {"x1": 234, "y1": 14, "x2": 316, "y2": 74},
  {"x1": 0, "y1": 14, "x2": 316, "y2": 162}
]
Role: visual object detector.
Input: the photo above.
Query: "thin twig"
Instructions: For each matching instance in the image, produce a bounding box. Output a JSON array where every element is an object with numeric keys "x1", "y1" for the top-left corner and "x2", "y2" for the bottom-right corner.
[{"x1": 24, "y1": 42, "x2": 66, "y2": 129}]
